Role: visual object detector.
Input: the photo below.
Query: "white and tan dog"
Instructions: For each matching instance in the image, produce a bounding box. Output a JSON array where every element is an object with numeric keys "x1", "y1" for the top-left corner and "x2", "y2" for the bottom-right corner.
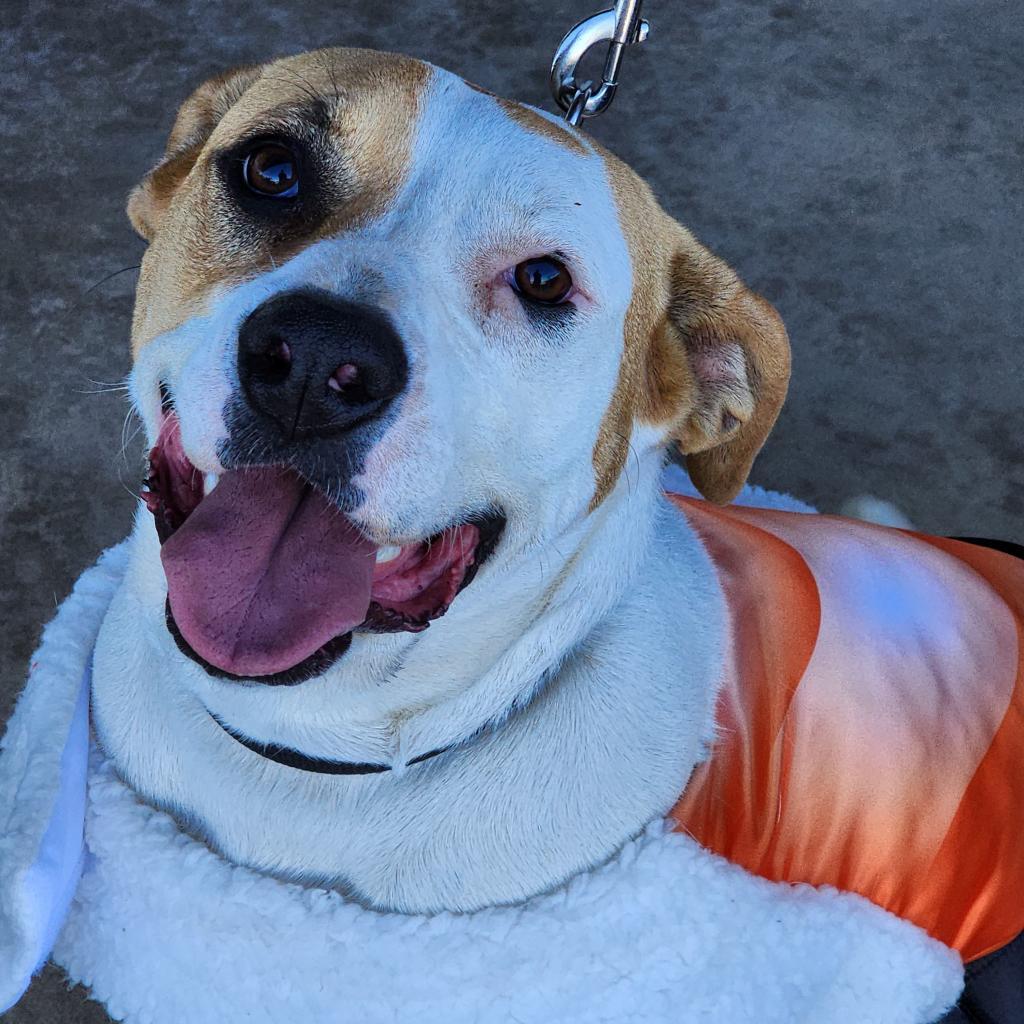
[
  {"x1": 92, "y1": 47, "x2": 789, "y2": 913},
  {"x1": 17, "y1": 45, "x2": 1024, "y2": 1023}
]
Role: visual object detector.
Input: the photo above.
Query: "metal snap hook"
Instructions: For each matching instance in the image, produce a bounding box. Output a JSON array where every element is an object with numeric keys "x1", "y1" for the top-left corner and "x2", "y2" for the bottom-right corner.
[
  {"x1": 549, "y1": 0, "x2": 650, "y2": 124},
  {"x1": 563, "y1": 84, "x2": 594, "y2": 127}
]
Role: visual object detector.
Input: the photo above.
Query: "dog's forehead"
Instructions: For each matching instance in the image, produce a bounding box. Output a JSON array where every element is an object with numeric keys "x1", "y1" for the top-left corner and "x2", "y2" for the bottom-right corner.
[{"x1": 387, "y1": 71, "x2": 633, "y2": 266}]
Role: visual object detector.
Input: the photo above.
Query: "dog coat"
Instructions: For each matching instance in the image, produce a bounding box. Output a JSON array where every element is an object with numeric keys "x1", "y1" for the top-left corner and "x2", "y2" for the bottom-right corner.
[{"x1": 669, "y1": 494, "x2": 1024, "y2": 966}]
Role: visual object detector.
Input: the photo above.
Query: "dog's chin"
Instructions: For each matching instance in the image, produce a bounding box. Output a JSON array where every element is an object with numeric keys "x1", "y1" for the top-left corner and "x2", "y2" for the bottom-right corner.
[
  {"x1": 144, "y1": 408, "x2": 505, "y2": 686},
  {"x1": 165, "y1": 608, "x2": 357, "y2": 686}
]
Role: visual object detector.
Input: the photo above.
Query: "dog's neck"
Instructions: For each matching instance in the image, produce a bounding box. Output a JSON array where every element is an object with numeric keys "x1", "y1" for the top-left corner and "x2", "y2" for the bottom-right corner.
[
  {"x1": 92, "y1": 453, "x2": 727, "y2": 912},
  {"x1": 369, "y1": 450, "x2": 690, "y2": 767}
]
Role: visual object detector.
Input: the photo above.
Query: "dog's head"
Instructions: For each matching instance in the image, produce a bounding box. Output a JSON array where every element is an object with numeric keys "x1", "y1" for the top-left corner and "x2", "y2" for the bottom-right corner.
[{"x1": 128, "y1": 48, "x2": 789, "y2": 685}]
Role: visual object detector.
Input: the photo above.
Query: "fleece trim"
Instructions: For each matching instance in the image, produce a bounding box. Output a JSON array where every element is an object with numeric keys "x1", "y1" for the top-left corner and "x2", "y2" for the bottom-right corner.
[
  {"x1": 0, "y1": 478, "x2": 963, "y2": 1022},
  {"x1": 0, "y1": 544, "x2": 124, "y2": 1012},
  {"x1": 57, "y1": 757, "x2": 963, "y2": 1024}
]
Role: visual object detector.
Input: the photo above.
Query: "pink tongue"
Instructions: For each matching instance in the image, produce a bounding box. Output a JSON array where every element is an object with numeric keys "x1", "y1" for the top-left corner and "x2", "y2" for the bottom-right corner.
[{"x1": 161, "y1": 468, "x2": 376, "y2": 677}]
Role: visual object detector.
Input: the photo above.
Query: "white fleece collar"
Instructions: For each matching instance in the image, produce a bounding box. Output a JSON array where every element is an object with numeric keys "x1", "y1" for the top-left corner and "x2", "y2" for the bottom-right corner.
[{"x1": 0, "y1": 482, "x2": 964, "y2": 1023}]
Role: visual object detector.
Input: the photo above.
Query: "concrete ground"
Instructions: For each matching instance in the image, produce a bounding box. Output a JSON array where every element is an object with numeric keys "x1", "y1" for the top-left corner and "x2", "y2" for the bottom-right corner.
[{"x1": 1, "y1": 0, "x2": 1021, "y2": 1019}]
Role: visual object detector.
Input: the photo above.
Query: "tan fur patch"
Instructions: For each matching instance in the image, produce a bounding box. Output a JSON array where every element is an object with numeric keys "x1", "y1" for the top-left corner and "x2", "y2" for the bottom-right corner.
[
  {"x1": 588, "y1": 147, "x2": 691, "y2": 509},
  {"x1": 496, "y1": 98, "x2": 589, "y2": 157},
  {"x1": 129, "y1": 49, "x2": 430, "y2": 354},
  {"x1": 462, "y1": 79, "x2": 498, "y2": 99},
  {"x1": 589, "y1": 143, "x2": 790, "y2": 507}
]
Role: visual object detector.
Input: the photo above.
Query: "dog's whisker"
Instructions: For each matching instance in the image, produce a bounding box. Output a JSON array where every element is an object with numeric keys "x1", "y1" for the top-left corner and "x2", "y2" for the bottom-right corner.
[
  {"x1": 79, "y1": 263, "x2": 142, "y2": 301},
  {"x1": 75, "y1": 386, "x2": 129, "y2": 397},
  {"x1": 279, "y1": 64, "x2": 324, "y2": 103},
  {"x1": 119, "y1": 408, "x2": 140, "y2": 461},
  {"x1": 608, "y1": 429, "x2": 642, "y2": 500},
  {"x1": 116, "y1": 471, "x2": 144, "y2": 503},
  {"x1": 322, "y1": 52, "x2": 343, "y2": 109},
  {"x1": 79, "y1": 376, "x2": 132, "y2": 395},
  {"x1": 120, "y1": 426, "x2": 143, "y2": 466},
  {"x1": 261, "y1": 71, "x2": 322, "y2": 108},
  {"x1": 627, "y1": 441, "x2": 642, "y2": 499}
]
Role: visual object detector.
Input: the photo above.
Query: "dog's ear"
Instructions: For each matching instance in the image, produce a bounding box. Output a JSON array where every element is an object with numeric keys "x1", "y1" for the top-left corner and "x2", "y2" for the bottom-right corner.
[
  {"x1": 658, "y1": 243, "x2": 790, "y2": 505},
  {"x1": 127, "y1": 64, "x2": 265, "y2": 241}
]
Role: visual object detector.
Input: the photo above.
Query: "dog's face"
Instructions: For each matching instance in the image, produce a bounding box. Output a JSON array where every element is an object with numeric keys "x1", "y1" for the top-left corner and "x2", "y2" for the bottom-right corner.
[{"x1": 126, "y1": 48, "x2": 789, "y2": 686}]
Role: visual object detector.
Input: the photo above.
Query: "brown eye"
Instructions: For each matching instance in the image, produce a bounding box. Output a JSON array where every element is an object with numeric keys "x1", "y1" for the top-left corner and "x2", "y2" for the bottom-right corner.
[
  {"x1": 242, "y1": 143, "x2": 299, "y2": 197},
  {"x1": 512, "y1": 256, "x2": 574, "y2": 305}
]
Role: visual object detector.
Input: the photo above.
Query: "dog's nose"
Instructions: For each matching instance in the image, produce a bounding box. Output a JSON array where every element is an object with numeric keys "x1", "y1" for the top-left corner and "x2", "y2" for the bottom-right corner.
[{"x1": 237, "y1": 290, "x2": 408, "y2": 440}]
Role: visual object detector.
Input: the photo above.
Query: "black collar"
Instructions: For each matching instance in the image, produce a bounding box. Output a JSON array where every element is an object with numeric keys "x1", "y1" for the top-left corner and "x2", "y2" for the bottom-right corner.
[{"x1": 214, "y1": 716, "x2": 448, "y2": 775}]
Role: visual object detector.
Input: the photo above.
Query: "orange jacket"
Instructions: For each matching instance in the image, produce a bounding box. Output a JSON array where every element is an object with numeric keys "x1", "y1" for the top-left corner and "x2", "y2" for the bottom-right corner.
[{"x1": 668, "y1": 495, "x2": 1024, "y2": 963}]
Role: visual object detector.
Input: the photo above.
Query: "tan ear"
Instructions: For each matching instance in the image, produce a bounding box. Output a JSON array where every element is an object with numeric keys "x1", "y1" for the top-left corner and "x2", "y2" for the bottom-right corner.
[
  {"x1": 665, "y1": 245, "x2": 790, "y2": 504},
  {"x1": 127, "y1": 64, "x2": 265, "y2": 241}
]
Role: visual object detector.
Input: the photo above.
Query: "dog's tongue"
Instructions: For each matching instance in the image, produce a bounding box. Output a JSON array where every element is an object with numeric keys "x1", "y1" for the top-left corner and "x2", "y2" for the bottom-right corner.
[{"x1": 161, "y1": 468, "x2": 376, "y2": 677}]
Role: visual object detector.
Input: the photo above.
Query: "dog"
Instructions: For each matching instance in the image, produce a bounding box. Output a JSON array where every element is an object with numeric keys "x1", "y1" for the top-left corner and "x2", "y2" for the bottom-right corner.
[
  {"x1": 25, "y1": 45, "x2": 1018, "y2": 1022},
  {"x1": 91, "y1": 45, "x2": 791, "y2": 914}
]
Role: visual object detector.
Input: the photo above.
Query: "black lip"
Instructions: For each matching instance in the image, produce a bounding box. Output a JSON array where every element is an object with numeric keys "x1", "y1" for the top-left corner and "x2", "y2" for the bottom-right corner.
[
  {"x1": 166, "y1": 510, "x2": 507, "y2": 685},
  {"x1": 166, "y1": 603, "x2": 355, "y2": 686}
]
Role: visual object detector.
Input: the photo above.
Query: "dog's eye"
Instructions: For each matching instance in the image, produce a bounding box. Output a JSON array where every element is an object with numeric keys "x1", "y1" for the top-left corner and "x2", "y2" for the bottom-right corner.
[
  {"x1": 242, "y1": 143, "x2": 299, "y2": 198},
  {"x1": 512, "y1": 256, "x2": 574, "y2": 305}
]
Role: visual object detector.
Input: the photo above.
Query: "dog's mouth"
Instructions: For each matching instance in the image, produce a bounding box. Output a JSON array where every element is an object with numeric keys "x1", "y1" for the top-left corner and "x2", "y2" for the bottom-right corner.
[{"x1": 143, "y1": 410, "x2": 504, "y2": 685}]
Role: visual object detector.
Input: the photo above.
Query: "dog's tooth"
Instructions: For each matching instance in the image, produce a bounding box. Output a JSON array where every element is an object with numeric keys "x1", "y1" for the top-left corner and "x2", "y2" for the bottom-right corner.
[
  {"x1": 375, "y1": 545, "x2": 403, "y2": 564},
  {"x1": 204, "y1": 473, "x2": 219, "y2": 496}
]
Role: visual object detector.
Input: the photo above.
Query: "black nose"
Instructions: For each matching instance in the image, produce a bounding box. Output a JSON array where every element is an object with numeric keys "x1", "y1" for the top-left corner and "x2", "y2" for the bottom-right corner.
[{"x1": 237, "y1": 290, "x2": 408, "y2": 440}]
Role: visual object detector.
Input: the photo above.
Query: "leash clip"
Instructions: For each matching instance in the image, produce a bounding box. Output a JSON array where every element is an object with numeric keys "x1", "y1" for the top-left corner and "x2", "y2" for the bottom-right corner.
[{"x1": 550, "y1": 0, "x2": 650, "y2": 126}]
